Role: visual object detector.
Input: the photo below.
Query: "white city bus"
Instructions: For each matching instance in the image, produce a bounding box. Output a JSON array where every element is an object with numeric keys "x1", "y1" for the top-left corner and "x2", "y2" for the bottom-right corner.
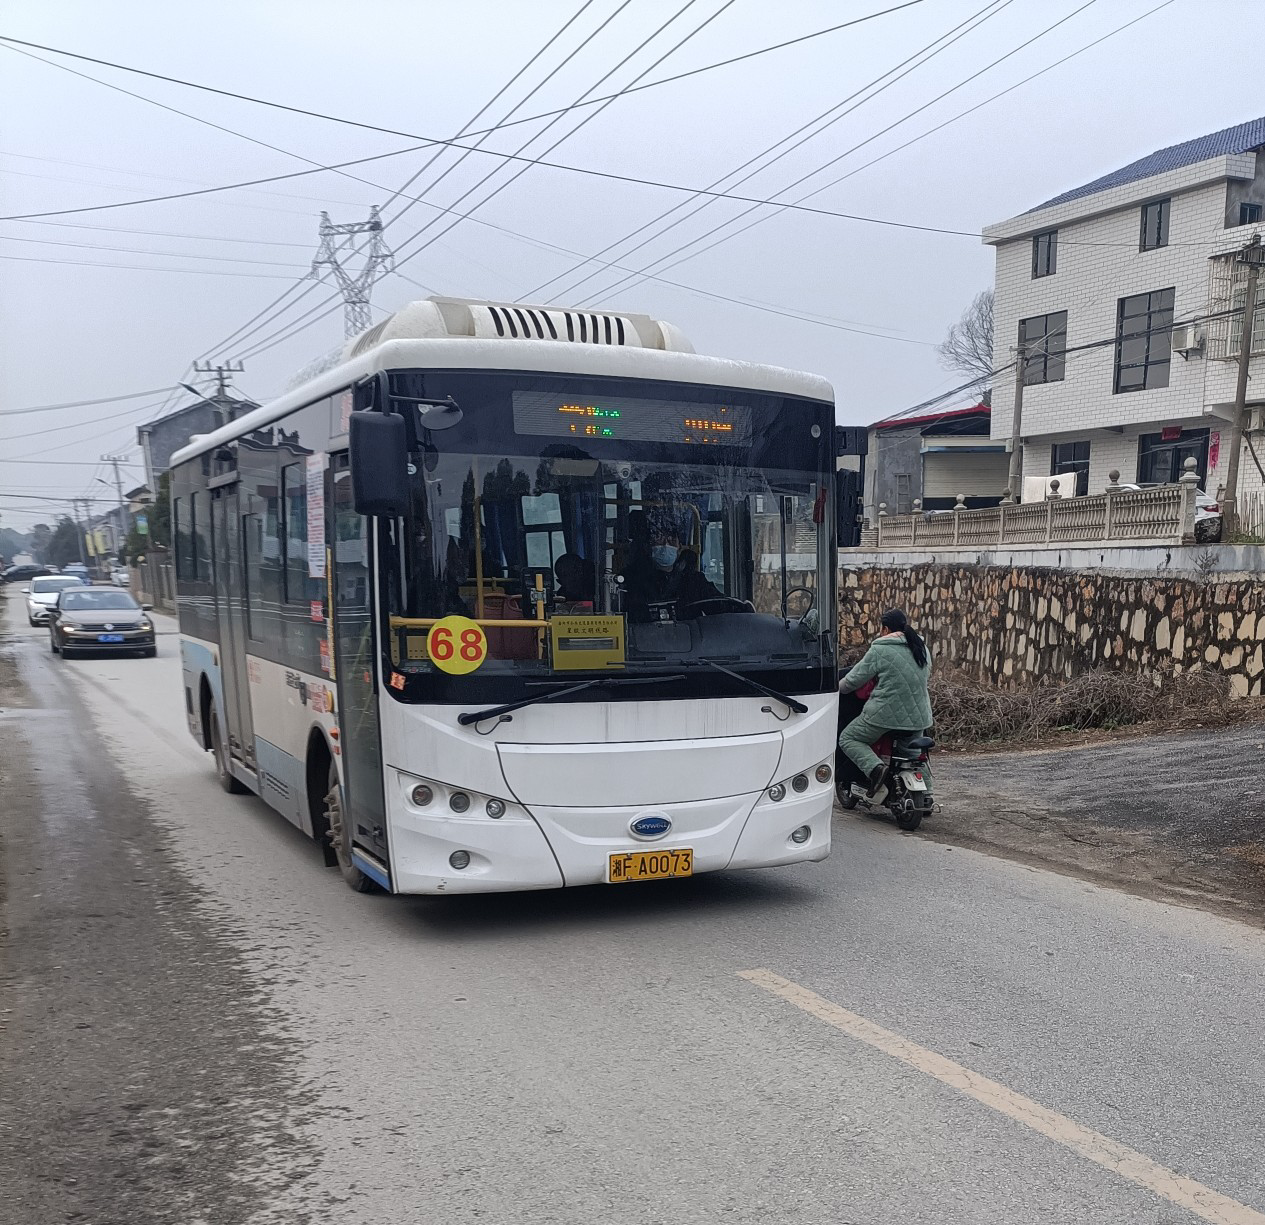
[{"x1": 171, "y1": 297, "x2": 839, "y2": 894}]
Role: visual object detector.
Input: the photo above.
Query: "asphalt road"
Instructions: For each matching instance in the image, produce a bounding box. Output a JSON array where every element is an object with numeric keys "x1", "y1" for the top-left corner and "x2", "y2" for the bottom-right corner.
[{"x1": 3, "y1": 593, "x2": 1265, "y2": 1225}]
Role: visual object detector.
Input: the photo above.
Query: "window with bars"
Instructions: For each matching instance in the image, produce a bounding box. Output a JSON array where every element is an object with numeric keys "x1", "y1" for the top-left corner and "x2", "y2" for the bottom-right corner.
[
  {"x1": 1140, "y1": 198, "x2": 1170, "y2": 251},
  {"x1": 1019, "y1": 311, "x2": 1067, "y2": 385},
  {"x1": 1227, "y1": 277, "x2": 1265, "y2": 359},
  {"x1": 1114, "y1": 288, "x2": 1175, "y2": 392},
  {"x1": 1032, "y1": 229, "x2": 1057, "y2": 278}
]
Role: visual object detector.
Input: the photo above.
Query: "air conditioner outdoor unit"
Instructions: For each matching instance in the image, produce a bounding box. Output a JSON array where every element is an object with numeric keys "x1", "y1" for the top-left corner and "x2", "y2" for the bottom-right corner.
[
  {"x1": 1248, "y1": 405, "x2": 1265, "y2": 433},
  {"x1": 1171, "y1": 323, "x2": 1203, "y2": 356}
]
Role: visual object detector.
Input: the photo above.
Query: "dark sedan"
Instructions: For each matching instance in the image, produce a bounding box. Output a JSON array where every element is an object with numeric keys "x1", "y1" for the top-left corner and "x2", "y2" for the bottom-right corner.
[
  {"x1": 3, "y1": 564, "x2": 53, "y2": 584},
  {"x1": 49, "y1": 588, "x2": 157, "y2": 658}
]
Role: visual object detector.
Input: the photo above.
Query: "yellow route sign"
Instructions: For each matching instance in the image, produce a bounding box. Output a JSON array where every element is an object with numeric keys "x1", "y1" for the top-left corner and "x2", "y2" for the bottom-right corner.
[{"x1": 426, "y1": 616, "x2": 488, "y2": 675}]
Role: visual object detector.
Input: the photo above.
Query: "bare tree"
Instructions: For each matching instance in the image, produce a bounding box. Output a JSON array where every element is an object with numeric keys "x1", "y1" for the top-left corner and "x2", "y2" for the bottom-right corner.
[{"x1": 938, "y1": 290, "x2": 994, "y2": 401}]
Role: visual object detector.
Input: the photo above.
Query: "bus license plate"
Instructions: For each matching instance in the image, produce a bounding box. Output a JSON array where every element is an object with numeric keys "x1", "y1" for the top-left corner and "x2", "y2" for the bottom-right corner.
[
  {"x1": 608, "y1": 848, "x2": 693, "y2": 883},
  {"x1": 98, "y1": 634, "x2": 124, "y2": 642}
]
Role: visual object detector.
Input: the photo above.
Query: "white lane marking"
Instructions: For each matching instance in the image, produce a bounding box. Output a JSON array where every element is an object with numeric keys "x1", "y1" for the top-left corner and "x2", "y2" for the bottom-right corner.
[{"x1": 739, "y1": 968, "x2": 1265, "y2": 1225}]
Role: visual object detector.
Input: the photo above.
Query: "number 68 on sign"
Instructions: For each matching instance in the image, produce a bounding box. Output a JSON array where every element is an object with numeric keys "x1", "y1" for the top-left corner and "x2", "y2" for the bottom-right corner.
[{"x1": 426, "y1": 616, "x2": 488, "y2": 675}]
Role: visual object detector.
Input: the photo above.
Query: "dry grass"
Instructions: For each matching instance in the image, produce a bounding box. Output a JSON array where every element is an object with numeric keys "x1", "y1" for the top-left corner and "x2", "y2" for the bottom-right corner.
[
  {"x1": 1233, "y1": 843, "x2": 1265, "y2": 873},
  {"x1": 929, "y1": 666, "x2": 1246, "y2": 747}
]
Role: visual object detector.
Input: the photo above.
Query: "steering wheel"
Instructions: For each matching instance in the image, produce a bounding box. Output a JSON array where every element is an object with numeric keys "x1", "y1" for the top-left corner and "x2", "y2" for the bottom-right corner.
[
  {"x1": 782, "y1": 585, "x2": 816, "y2": 621},
  {"x1": 679, "y1": 596, "x2": 754, "y2": 617}
]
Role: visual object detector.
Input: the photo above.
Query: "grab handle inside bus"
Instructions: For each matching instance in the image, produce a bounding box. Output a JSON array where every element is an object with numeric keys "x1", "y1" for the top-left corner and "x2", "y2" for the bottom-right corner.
[{"x1": 349, "y1": 410, "x2": 409, "y2": 517}]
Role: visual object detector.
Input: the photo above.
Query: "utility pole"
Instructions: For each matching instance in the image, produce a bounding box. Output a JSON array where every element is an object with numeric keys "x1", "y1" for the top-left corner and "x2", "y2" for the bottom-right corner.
[
  {"x1": 71, "y1": 498, "x2": 89, "y2": 567},
  {"x1": 192, "y1": 360, "x2": 244, "y2": 400},
  {"x1": 102, "y1": 455, "x2": 129, "y2": 559},
  {"x1": 1221, "y1": 234, "x2": 1263, "y2": 538},
  {"x1": 312, "y1": 205, "x2": 394, "y2": 337},
  {"x1": 1007, "y1": 341, "x2": 1027, "y2": 500}
]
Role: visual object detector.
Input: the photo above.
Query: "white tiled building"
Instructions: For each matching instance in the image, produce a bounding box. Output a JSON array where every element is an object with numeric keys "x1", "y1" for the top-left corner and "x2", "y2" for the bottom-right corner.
[{"x1": 984, "y1": 117, "x2": 1265, "y2": 516}]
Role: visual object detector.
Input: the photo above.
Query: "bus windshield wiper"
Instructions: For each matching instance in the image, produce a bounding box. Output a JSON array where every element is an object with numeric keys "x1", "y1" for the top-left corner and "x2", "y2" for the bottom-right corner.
[
  {"x1": 691, "y1": 657, "x2": 809, "y2": 715},
  {"x1": 458, "y1": 674, "x2": 687, "y2": 727}
]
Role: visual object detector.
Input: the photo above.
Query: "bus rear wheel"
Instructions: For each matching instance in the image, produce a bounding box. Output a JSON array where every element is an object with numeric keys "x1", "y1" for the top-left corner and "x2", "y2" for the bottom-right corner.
[
  {"x1": 209, "y1": 698, "x2": 247, "y2": 795},
  {"x1": 325, "y1": 762, "x2": 375, "y2": 893}
]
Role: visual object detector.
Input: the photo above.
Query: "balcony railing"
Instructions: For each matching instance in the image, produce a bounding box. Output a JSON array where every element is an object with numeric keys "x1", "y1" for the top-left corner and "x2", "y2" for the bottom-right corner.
[{"x1": 862, "y1": 464, "x2": 1200, "y2": 551}]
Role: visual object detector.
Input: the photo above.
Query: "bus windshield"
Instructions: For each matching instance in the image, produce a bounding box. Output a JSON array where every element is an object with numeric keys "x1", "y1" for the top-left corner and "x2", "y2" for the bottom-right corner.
[{"x1": 379, "y1": 371, "x2": 834, "y2": 701}]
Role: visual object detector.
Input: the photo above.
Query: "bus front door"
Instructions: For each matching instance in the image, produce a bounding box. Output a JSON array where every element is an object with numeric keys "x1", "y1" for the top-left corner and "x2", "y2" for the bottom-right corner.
[
  {"x1": 211, "y1": 483, "x2": 256, "y2": 775},
  {"x1": 328, "y1": 453, "x2": 389, "y2": 872}
]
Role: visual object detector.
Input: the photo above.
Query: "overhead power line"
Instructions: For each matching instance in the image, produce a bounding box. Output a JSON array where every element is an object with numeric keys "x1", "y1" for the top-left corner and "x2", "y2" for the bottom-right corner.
[
  {"x1": 0, "y1": 386, "x2": 174, "y2": 416},
  {"x1": 0, "y1": 3, "x2": 927, "y2": 152},
  {"x1": 191, "y1": 0, "x2": 612, "y2": 364},
  {"x1": 536, "y1": 0, "x2": 1010, "y2": 304},
  {"x1": 574, "y1": 0, "x2": 1097, "y2": 304},
  {"x1": 383, "y1": 0, "x2": 739, "y2": 288},
  {"x1": 231, "y1": 0, "x2": 739, "y2": 362},
  {"x1": 634, "y1": 0, "x2": 1178, "y2": 289}
]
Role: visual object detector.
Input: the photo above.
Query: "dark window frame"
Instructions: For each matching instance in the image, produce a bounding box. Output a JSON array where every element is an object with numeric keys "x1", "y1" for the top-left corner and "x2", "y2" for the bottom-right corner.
[
  {"x1": 1050, "y1": 440, "x2": 1090, "y2": 497},
  {"x1": 1137, "y1": 427, "x2": 1209, "y2": 487},
  {"x1": 1140, "y1": 198, "x2": 1170, "y2": 251},
  {"x1": 1114, "y1": 287, "x2": 1175, "y2": 394},
  {"x1": 1019, "y1": 310, "x2": 1068, "y2": 385},
  {"x1": 1032, "y1": 229, "x2": 1057, "y2": 278},
  {"x1": 1239, "y1": 201, "x2": 1263, "y2": 227}
]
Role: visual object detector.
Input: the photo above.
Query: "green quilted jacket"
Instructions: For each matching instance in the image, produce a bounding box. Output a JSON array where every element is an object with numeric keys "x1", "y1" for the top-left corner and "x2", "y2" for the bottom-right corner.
[{"x1": 840, "y1": 634, "x2": 932, "y2": 730}]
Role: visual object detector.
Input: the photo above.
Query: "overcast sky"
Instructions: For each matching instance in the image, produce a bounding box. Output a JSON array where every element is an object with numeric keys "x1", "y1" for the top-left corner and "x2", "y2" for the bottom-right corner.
[{"x1": 1, "y1": 0, "x2": 1261, "y2": 531}]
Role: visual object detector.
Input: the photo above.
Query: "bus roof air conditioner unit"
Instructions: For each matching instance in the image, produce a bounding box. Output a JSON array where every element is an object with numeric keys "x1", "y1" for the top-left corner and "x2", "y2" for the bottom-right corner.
[{"x1": 343, "y1": 297, "x2": 695, "y2": 360}]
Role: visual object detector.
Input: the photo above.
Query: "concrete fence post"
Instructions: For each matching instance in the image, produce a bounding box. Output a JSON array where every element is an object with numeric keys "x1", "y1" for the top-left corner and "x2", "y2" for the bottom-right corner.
[
  {"x1": 952, "y1": 494, "x2": 965, "y2": 545},
  {"x1": 1104, "y1": 469, "x2": 1120, "y2": 541},
  {"x1": 1178, "y1": 457, "x2": 1200, "y2": 542}
]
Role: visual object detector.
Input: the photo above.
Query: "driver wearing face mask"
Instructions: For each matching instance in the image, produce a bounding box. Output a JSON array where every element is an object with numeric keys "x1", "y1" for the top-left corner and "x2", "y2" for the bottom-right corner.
[{"x1": 623, "y1": 521, "x2": 724, "y2": 622}]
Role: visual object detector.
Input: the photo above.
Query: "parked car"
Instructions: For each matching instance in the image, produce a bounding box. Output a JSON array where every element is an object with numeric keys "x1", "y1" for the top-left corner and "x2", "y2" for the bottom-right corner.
[
  {"x1": 1119, "y1": 483, "x2": 1222, "y2": 542},
  {"x1": 110, "y1": 567, "x2": 130, "y2": 587},
  {"x1": 48, "y1": 587, "x2": 156, "y2": 658},
  {"x1": 23, "y1": 575, "x2": 88, "y2": 625},
  {"x1": 62, "y1": 562, "x2": 92, "y2": 582},
  {"x1": 3, "y1": 564, "x2": 52, "y2": 585}
]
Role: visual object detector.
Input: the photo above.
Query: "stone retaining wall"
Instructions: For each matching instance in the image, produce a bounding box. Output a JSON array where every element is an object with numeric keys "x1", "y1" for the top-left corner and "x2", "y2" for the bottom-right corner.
[{"x1": 839, "y1": 563, "x2": 1265, "y2": 698}]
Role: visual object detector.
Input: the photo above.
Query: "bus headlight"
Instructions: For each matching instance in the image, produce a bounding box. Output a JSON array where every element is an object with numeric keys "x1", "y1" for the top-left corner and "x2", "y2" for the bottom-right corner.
[
  {"x1": 768, "y1": 783, "x2": 786, "y2": 802},
  {"x1": 410, "y1": 784, "x2": 434, "y2": 807},
  {"x1": 792, "y1": 774, "x2": 809, "y2": 793},
  {"x1": 815, "y1": 763, "x2": 832, "y2": 783},
  {"x1": 449, "y1": 850, "x2": 471, "y2": 870},
  {"x1": 485, "y1": 798, "x2": 506, "y2": 819},
  {"x1": 791, "y1": 825, "x2": 811, "y2": 844}
]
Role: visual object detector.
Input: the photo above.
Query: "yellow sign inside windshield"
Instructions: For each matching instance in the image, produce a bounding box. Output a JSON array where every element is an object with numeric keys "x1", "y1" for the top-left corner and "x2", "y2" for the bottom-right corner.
[{"x1": 549, "y1": 614, "x2": 626, "y2": 672}]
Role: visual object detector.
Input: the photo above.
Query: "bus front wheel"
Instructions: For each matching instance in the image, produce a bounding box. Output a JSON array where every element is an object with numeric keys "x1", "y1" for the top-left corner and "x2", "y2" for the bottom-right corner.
[
  {"x1": 325, "y1": 762, "x2": 375, "y2": 893},
  {"x1": 209, "y1": 698, "x2": 247, "y2": 795}
]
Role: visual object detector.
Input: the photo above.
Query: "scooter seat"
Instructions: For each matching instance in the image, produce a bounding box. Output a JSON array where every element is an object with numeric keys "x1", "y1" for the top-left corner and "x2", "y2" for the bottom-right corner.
[{"x1": 893, "y1": 734, "x2": 935, "y2": 752}]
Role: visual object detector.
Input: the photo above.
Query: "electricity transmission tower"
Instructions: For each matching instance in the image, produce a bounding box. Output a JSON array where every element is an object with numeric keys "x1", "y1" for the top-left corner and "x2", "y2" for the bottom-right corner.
[{"x1": 311, "y1": 206, "x2": 394, "y2": 337}]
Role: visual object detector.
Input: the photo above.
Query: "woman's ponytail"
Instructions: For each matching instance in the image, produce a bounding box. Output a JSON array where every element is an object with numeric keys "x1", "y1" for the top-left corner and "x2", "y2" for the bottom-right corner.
[{"x1": 881, "y1": 608, "x2": 928, "y2": 669}]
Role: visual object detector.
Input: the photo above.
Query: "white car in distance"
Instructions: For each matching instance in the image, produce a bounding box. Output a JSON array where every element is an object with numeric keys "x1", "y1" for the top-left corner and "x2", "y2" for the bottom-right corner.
[{"x1": 24, "y1": 575, "x2": 88, "y2": 625}]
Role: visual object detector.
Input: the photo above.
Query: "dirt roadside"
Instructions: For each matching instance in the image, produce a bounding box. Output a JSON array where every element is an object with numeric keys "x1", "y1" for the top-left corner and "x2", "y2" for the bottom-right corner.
[
  {"x1": 918, "y1": 722, "x2": 1265, "y2": 927},
  {"x1": 0, "y1": 596, "x2": 314, "y2": 1225}
]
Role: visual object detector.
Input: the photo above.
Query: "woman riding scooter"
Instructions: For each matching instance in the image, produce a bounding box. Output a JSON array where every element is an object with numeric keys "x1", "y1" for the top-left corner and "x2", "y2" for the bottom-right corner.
[{"x1": 838, "y1": 608, "x2": 932, "y2": 796}]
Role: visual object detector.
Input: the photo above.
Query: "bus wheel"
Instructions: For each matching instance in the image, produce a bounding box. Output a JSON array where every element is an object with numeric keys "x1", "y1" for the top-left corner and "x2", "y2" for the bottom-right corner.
[
  {"x1": 209, "y1": 699, "x2": 247, "y2": 795},
  {"x1": 325, "y1": 762, "x2": 375, "y2": 893}
]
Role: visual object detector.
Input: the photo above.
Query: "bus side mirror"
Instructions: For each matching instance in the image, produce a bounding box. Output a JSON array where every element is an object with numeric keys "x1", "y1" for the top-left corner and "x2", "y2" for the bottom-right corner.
[{"x1": 349, "y1": 412, "x2": 409, "y2": 517}]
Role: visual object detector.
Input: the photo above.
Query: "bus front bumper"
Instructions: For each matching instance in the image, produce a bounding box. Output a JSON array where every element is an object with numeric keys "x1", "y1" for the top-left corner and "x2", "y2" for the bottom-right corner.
[{"x1": 386, "y1": 782, "x2": 832, "y2": 895}]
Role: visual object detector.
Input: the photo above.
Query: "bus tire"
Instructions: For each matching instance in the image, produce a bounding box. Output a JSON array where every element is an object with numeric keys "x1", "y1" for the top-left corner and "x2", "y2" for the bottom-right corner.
[
  {"x1": 209, "y1": 697, "x2": 248, "y2": 795},
  {"x1": 325, "y1": 761, "x2": 375, "y2": 893}
]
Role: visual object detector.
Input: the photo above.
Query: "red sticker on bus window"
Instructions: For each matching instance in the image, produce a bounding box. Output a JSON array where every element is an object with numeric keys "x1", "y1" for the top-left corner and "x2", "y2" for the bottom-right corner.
[
  {"x1": 390, "y1": 672, "x2": 405, "y2": 691},
  {"x1": 310, "y1": 600, "x2": 323, "y2": 622}
]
